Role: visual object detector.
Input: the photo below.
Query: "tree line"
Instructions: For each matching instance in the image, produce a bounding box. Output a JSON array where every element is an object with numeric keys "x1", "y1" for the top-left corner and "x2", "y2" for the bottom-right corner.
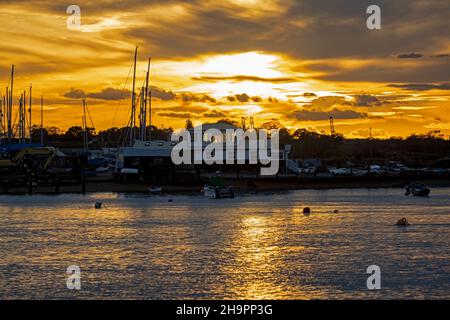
[{"x1": 28, "y1": 119, "x2": 450, "y2": 167}]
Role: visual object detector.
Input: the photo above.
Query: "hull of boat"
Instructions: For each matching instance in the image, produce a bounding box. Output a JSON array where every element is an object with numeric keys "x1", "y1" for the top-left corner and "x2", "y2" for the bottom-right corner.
[
  {"x1": 203, "y1": 186, "x2": 234, "y2": 199},
  {"x1": 412, "y1": 188, "x2": 430, "y2": 197}
]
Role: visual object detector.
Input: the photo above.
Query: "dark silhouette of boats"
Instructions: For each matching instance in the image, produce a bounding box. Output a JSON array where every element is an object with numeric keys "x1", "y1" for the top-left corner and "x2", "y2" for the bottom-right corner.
[
  {"x1": 405, "y1": 183, "x2": 431, "y2": 197},
  {"x1": 203, "y1": 176, "x2": 234, "y2": 199}
]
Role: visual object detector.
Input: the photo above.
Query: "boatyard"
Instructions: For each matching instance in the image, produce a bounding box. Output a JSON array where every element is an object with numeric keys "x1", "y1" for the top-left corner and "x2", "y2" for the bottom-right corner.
[{"x1": 2, "y1": 53, "x2": 450, "y2": 195}]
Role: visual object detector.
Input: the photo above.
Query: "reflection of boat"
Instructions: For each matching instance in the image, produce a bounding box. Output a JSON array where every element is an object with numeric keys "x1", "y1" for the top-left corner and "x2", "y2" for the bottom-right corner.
[
  {"x1": 405, "y1": 183, "x2": 430, "y2": 197},
  {"x1": 149, "y1": 186, "x2": 162, "y2": 193}
]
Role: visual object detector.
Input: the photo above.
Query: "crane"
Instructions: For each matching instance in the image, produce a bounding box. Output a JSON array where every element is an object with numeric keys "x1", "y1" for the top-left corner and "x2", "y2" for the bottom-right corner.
[
  {"x1": 329, "y1": 116, "x2": 336, "y2": 136},
  {"x1": 249, "y1": 117, "x2": 255, "y2": 130},
  {"x1": 241, "y1": 117, "x2": 246, "y2": 130}
]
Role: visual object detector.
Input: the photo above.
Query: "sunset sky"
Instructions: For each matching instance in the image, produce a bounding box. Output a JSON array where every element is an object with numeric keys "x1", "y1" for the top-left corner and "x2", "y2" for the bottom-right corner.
[{"x1": 0, "y1": 0, "x2": 449, "y2": 138}]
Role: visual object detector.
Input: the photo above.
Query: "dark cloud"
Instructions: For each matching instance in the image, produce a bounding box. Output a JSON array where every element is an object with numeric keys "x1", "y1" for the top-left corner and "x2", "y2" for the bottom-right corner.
[
  {"x1": 292, "y1": 108, "x2": 367, "y2": 121},
  {"x1": 62, "y1": 86, "x2": 189, "y2": 102},
  {"x1": 308, "y1": 96, "x2": 346, "y2": 108},
  {"x1": 121, "y1": 0, "x2": 448, "y2": 63},
  {"x1": 235, "y1": 93, "x2": 250, "y2": 103},
  {"x1": 203, "y1": 109, "x2": 228, "y2": 118},
  {"x1": 431, "y1": 54, "x2": 450, "y2": 59},
  {"x1": 226, "y1": 94, "x2": 262, "y2": 103},
  {"x1": 63, "y1": 87, "x2": 129, "y2": 101},
  {"x1": 150, "y1": 86, "x2": 176, "y2": 100},
  {"x1": 157, "y1": 111, "x2": 193, "y2": 119},
  {"x1": 345, "y1": 94, "x2": 382, "y2": 107},
  {"x1": 63, "y1": 88, "x2": 86, "y2": 99},
  {"x1": 397, "y1": 53, "x2": 424, "y2": 59},
  {"x1": 387, "y1": 82, "x2": 450, "y2": 91},
  {"x1": 163, "y1": 105, "x2": 209, "y2": 113},
  {"x1": 316, "y1": 59, "x2": 450, "y2": 83},
  {"x1": 87, "y1": 87, "x2": 130, "y2": 100},
  {"x1": 180, "y1": 93, "x2": 216, "y2": 104}
]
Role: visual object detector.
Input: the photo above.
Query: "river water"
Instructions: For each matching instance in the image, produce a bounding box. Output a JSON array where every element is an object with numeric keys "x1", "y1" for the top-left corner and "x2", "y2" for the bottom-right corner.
[{"x1": 0, "y1": 188, "x2": 448, "y2": 299}]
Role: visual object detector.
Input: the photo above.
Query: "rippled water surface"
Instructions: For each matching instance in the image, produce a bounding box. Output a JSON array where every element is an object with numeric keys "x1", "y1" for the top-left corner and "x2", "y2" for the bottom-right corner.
[{"x1": 0, "y1": 188, "x2": 449, "y2": 299}]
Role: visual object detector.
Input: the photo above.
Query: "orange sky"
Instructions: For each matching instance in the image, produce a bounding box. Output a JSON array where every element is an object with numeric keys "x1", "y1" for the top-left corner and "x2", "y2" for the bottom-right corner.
[{"x1": 0, "y1": 0, "x2": 449, "y2": 138}]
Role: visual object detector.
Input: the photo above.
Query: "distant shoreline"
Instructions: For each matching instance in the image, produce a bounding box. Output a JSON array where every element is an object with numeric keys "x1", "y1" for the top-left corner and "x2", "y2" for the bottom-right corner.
[{"x1": 1, "y1": 176, "x2": 450, "y2": 195}]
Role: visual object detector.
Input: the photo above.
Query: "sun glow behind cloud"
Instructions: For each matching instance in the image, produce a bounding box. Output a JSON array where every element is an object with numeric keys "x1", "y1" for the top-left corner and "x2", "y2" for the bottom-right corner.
[{"x1": 197, "y1": 52, "x2": 283, "y2": 78}]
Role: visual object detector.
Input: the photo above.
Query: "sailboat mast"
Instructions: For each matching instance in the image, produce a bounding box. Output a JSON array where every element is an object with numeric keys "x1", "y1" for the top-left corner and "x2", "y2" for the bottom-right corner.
[
  {"x1": 29, "y1": 84, "x2": 32, "y2": 143},
  {"x1": 40, "y1": 95, "x2": 44, "y2": 146},
  {"x1": 82, "y1": 99, "x2": 88, "y2": 152},
  {"x1": 144, "y1": 58, "x2": 151, "y2": 141},
  {"x1": 5, "y1": 88, "x2": 8, "y2": 142},
  {"x1": 0, "y1": 96, "x2": 3, "y2": 143},
  {"x1": 23, "y1": 90, "x2": 27, "y2": 142},
  {"x1": 19, "y1": 94, "x2": 23, "y2": 143},
  {"x1": 8, "y1": 65, "x2": 14, "y2": 142},
  {"x1": 140, "y1": 87, "x2": 145, "y2": 140},
  {"x1": 130, "y1": 46, "x2": 138, "y2": 145},
  {"x1": 149, "y1": 91, "x2": 152, "y2": 141}
]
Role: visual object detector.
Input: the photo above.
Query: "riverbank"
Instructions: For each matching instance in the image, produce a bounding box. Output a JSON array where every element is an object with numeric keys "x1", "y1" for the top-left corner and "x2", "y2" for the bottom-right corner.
[{"x1": 1, "y1": 176, "x2": 450, "y2": 194}]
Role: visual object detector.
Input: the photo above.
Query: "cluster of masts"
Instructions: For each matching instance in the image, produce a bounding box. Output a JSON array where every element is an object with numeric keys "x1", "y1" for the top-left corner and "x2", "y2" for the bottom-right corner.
[
  {"x1": 128, "y1": 46, "x2": 152, "y2": 145},
  {"x1": 0, "y1": 65, "x2": 44, "y2": 146},
  {"x1": 1, "y1": 46, "x2": 152, "y2": 149}
]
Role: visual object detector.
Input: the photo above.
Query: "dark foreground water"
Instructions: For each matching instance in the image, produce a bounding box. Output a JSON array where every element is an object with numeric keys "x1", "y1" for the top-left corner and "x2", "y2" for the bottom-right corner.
[{"x1": 0, "y1": 188, "x2": 448, "y2": 299}]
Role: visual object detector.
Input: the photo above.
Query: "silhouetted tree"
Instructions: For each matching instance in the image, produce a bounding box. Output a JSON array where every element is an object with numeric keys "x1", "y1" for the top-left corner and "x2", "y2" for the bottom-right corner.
[{"x1": 185, "y1": 119, "x2": 193, "y2": 130}]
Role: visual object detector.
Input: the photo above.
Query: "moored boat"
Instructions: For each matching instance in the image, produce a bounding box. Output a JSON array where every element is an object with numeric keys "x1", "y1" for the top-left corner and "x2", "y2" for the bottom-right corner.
[
  {"x1": 405, "y1": 183, "x2": 430, "y2": 197},
  {"x1": 149, "y1": 186, "x2": 162, "y2": 193},
  {"x1": 203, "y1": 185, "x2": 234, "y2": 199},
  {"x1": 203, "y1": 176, "x2": 234, "y2": 199}
]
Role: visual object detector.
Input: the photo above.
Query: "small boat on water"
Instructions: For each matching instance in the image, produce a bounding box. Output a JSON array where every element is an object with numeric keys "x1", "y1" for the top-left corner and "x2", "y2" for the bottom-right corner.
[
  {"x1": 203, "y1": 176, "x2": 234, "y2": 199},
  {"x1": 149, "y1": 186, "x2": 162, "y2": 193},
  {"x1": 203, "y1": 185, "x2": 234, "y2": 199},
  {"x1": 405, "y1": 183, "x2": 430, "y2": 197}
]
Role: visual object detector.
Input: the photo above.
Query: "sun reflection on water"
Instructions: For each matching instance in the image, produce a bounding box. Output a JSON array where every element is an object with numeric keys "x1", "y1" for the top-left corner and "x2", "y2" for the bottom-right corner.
[{"x1": 0, "y1": 190, "x2": 449, "y2": 299}]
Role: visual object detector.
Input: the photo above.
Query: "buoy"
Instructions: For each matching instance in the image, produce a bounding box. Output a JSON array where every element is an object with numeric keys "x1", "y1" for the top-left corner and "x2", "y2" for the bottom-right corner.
[
  {"x1": 303, "y1": 207, "x2": 311, "y2": 215},
  {"x1": 396, "y1": 217, "x2": 410, "y2": 226},
  {"x1": 95, "y1": 202, "x2": 102, "y2": 209}
]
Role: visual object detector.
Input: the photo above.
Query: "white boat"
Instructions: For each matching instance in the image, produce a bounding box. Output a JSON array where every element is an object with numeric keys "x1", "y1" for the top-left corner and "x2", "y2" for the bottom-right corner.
[
  {"x1": 95, "y1": 166, "x2": 111, "y2": 173},
  {"x1": 120, "y1": 168, "x2": 139, "y2": 174},
  {"x1": 203, "y1": 185, "x2": 234, "y2": 199},
  {"x1": 149, "y1": 186, "x2": 162, "y2": 193}
]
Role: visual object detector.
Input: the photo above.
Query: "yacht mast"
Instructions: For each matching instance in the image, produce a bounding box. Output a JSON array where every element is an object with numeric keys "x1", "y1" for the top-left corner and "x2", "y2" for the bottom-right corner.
[
  {"x1": 7, "y1": 65, "x2": 14, "y2": 142},
  {"x1": 29, "y1": 84, "x2": 32, "y2": 143},
  {"x1": 144, "y1": 58, "x2": 151, "y2": 141},
  {"x1": 0, "y1": 95, "x2": 3, "y2": 142},
  {"x1": 40, "y1": 95, "x2": 44, "y2": 146},
  {"x1": 82, "y1": 99, "x2": 88, "y2": 152},
  {"x1": 130, "y1": 46, "x2": 138, "y2": 145}
]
